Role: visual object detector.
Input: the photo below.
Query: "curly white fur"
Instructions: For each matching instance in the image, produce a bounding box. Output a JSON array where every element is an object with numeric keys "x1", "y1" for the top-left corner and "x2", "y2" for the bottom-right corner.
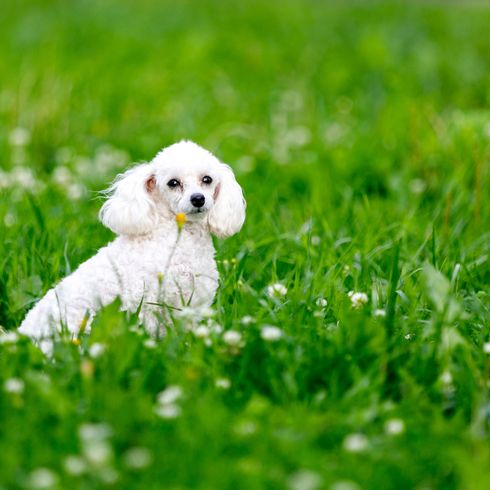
[{"x1": 18, "y1": 141, "x2": 246, "y2": 352}]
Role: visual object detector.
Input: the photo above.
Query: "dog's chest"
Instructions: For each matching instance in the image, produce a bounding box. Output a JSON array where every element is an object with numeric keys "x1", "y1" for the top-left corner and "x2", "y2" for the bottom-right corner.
[{"x1": 111, "y1": 229, "x2": 218, "y2": 306}]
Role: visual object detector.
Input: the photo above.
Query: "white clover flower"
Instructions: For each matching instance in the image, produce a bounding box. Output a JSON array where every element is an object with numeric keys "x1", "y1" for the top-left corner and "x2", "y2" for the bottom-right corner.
[
  {"x1": 123, "y1": 447, "x2": 153, "y2": 469},
  {"x1": 409, "y1": 178, "x2": 427, "y2": 194},
  {"x1": 223, "y1": 330, "x2": 243, "y2": 346},
  {"x1": 209, "y1": 321, "x2": 223, "y2": 334},
  {"x1": 52, "y1": 166, "x2": 72, "y2": 186},
  {"x1": 0, "y1": 331, "x2": 19, "y2": 344},
  {"x1": 83, "y1": 440, "x2": 113, "y2": 467},
  {"x1": 440, "y1": 371, "x2": 453, "y2": 385},
  {"x1": 4, "y1": 212, "x2": 15, "y2": 227},
  {"x1": 240, "y1": 315, "x2": 255, "y2": 325},
  {"x1": 63, "y1": 455, "x2": 87, "y2": 475},
  {"x1": 260, "y1": 325, "x2": 283, "y2": 342},
  {"x1": 215, "y1": 378, "x2": 231, "y2": 389},
  {"x1": 143, "y1": 339, "x2": 157, "y2": 349},
  {"x1": 194, "y1": 325, "x2": 210, "y2": 338},
  {"x1": 11, "y1": 167, "x2": 37, "y2": 190},
  {"x1": 342, "y1": 433, "x2": 368, "y2": 453},
  {"x1": 324, "y1": 122, "x2": 346, "y2": 145},
  {"x1": 99, "y1": 468, "x2": 119, "y2": 485},
  {"x1": 348, "y1": 291, "x2": 368, "y2": 309},
  {"x1": 67, "y1": 183, "x2": 85, "y2": 200},
  {"x1": 373, "y1": 308, "x2": 386, "y2": 317},
  {"x1": 330, "y1": 480, "x2": 361, "y2": 490},
  {"x1": 384, "y1": 418, "x2": 405, "y2": 436},
  {"x1": 89, "y1": 342, "x2": 106, "y2": 358},
  {"x1": 267, "y1": 282, "x2": 288, "y2": 298},
  {"x1": 311, "y1": 235, "x2": 321, "y2": 246},
  {"x1": 4, "y1": 377, "x2": 24, "y2": 394},
  {"x1": 157, "y1": 385, "x2": 183, "y2": 405},
  {"x1": 78, "y1": 423, "x2": 112, "y2": 442},
  {"x1": 287, "y1": 469, "x2": 323, "y2": 490},
  {"x1": 404, "y1": 333, "x2": 413, "y2": 340},
  {"x1": 154, "y1": 403, "x2": 181, "y2": 419},
  {"x1": 174, "y1": 306, "x2": 214, "y2": 322},
  {"x1": 9, "y1": 127, "x2": 31, "y2": 147},
  {"x1": 316, "y1": 297, "x2": 328, "y2": 308},
  {"x1": 483, "y1": 342, "x2": 490, "y2": 354},
  {"x1": 26, "y1": 468, "x2": 58, "y2": 489}
]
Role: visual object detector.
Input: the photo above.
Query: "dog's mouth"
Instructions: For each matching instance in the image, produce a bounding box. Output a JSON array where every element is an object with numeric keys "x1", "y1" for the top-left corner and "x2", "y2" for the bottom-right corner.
[{"x1": 188, "y1": 208, "x2": 207, "y2": 215}]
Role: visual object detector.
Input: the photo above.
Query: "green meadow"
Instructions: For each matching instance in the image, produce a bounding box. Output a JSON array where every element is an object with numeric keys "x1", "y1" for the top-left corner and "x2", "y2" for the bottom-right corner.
[{"x1": 1, "y1": 1, "x2": 489, "y2": 488}]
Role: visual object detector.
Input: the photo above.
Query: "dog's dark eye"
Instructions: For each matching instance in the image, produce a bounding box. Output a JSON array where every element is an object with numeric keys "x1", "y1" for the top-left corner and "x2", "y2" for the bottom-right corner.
[
  {"x1": 202, "y1": 176, "x2": 213, "y2": 184},
  {"x1": 167, "y1": 179, "x2": 180, "y2": 188}
]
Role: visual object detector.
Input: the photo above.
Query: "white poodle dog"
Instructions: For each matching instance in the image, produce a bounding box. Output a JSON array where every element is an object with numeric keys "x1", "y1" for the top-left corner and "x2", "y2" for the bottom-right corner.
[{"x1": 18, "y1": 140, "x2": 246, "y2": 352}]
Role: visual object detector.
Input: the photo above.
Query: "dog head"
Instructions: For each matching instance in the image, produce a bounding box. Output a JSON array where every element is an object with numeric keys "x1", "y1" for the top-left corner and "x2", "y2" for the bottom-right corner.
[{"x1": 99, "y1": 141, "x2": 246, "y2": 238}]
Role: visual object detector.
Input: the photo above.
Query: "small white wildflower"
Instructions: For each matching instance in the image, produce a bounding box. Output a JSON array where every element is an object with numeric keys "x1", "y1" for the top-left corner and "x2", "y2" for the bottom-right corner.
[
  {"x1": 98, "y1": 468, "x2": 119, "y2": 484},
  {"x1": 194, "y1": 325, "x2": 210, "y2": 338},
  {"x1": 63, "y1": 455, "x2": 87, "y2": 475},
  {"x1": 260, "y1": 325, "x2": 283, "y2": 342},
  {"x1": 4, "y1": 212, "x2": 15, "y2": 227},
  {"x1": 9, "y1": 127, "x2": 31, "y2": 147},
  {"x1": 52, "y1": 166, "x2": 72, "y2": 186},
  {"x1": 374, "y1": 308, "x2": 386, "y2": 317},
  {"x1": 157, "y1": 385, "x2": 183, "y2": 405},
  {"x1": 330, "y1": 481, "x2": 361, "y2": 490},
  {"x1": 0, "y1": 331, "x2": 19, "y2": 344},
  {"x1": 240, "y1": 315, "x2": 255, "y2": 325},
  {"x1": 223, "y1": 330, "x2": 242, "y2": 346},
  {"x1": 409, "y1": 178, "x2": 427, "y2": 194},
  {"x1": 198, "y1": 306, "x2": 215, "y2": 318},
  {"x1": 83, "y1": 440, "x2": 113, "y2": 467},
  {"x1": 209, "y1": 321, "x2": 223, "y2": 334},
  {"x1": 4, "y1": 377, "x2": 24, "y2": 394},
  {"x1": 384, "y1": 418, "x2": 405, "y2": 436},
  {"x1": 67, "y1": 183, "x2": 85, "y2": 200},
  {"x1": 88, "y1": 342, "x2": 105, "y2": 358},
  {"x1": 143, "y1": 339, "x2": 157, "y2": 349},
  {"x1": 325, "y1": 122, "x2": 346, "y2": 145},
  {"x1": 123, "y1": 447, "x2": 153, "y2": 470},
  {"x1": 78, "y1": 423, "x2": 112, "y2": 442},
  {"x1": 483, "y1": 342, "x2": 490, "y2": 354},
  {"x1": 348, "y1": 291, "x2": 368, "y2": 309},
  {"x1": 287, "y1": 469, "x2": 323, "y2": 490},
  {"x1": 154, "y1": 403, "x2": 181, "y2": 419},
  {"x1": 11, "y1": 167, "x2": 36, "y2": 190},
  {"x1": 26, "y1": 468, "x2": 58, "y2": 489},
  {"x1": 266, "y1": 282, "x2": 287, "y2": 298},
  {"x1": 404, "y1": 333, "x2": 413, "y2": 340},
  {"x1": 342, "y1": 433, "x2": 368, "y2": 453},
  {"x1": 440, "y1": 371, "x2": 453, "y2": 385},
  {"x1": 311, "y1": 235, "x2": 321, "y2": 246},
  {"x1": 316, "y1": 297, "x2": 328, "y2": 308},
  {"x1": 215, "y1": 378, "x2": 231, "y2": 389}
]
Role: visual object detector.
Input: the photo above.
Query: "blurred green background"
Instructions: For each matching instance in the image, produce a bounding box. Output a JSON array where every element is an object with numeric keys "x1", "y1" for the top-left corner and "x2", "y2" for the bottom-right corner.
[{"x1": 1, "y1": 1, "x2": 490, "y2": 489}]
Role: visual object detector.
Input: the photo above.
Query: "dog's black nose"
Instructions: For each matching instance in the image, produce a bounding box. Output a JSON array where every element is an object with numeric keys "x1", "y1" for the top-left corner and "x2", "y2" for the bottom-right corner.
[{"x1": 190, "y1": 193, "x2": 205, "y2": 208}]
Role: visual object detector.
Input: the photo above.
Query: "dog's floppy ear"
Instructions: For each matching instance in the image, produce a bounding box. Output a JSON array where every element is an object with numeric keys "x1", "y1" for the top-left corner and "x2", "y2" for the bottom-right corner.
[
  {"x1": 99, "y1": 163, "x2": 157, "y2": 235},
  {"x1": 208, "y1": 163, "x2": 246, "y2": 238}
]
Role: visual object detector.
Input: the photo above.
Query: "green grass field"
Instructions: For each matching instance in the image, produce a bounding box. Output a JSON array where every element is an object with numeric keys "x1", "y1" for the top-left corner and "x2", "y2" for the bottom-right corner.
[{"x1": 1, "y1": 1, "x2": 490, "y2": 488}]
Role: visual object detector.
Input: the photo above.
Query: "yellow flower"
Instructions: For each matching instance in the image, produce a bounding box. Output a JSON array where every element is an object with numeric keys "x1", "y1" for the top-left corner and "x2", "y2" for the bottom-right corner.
[
  {"x1": 175, "y1": 213, "x2": 187, "y2": 230},
  {"x1": 71, "y1": 337, "x2": 81, "y2": 346}
]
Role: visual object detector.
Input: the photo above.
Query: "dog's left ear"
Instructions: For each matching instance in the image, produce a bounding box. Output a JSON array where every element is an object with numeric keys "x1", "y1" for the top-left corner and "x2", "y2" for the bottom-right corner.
[
  {"x1": 99, "y1": 163, "x2": 157, "y2": 236},
  {"x1": 208, "y1": 163, "x2": 246, "y2": 238}
]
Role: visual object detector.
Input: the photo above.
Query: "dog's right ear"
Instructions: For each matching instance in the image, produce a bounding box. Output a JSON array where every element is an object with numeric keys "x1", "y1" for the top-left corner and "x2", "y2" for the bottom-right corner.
[{"x1": 99, "y1": 163, "x2": 157, "y2": 236}]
